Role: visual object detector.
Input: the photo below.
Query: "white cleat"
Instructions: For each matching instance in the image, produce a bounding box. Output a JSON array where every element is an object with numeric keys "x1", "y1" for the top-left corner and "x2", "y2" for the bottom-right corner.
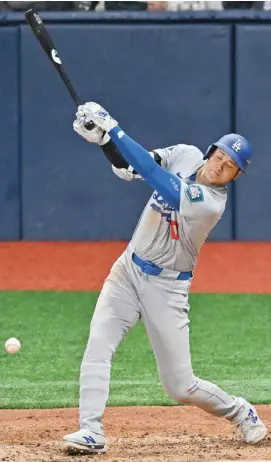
[
  {"x1": 63, "y1": 428, "x2": 107, "y2": 455},
  {"x1": 235, "y1": 400, "x2": 267, "y2": 444}
]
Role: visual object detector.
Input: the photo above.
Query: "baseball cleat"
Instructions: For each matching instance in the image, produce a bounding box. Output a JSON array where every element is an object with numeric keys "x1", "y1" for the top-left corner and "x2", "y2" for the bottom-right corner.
[
  {"x1": 63, "y1": 428, "x2": 107, "y2": 455},
  {"x1": 234, "y1": 399, "x2": 267, "y2": 444}
]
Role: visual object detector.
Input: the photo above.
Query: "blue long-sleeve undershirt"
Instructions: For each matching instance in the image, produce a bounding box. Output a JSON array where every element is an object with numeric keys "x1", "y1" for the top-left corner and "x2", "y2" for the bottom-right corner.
[{"x1": 109, "y1": 126, "x2": 181, "y2": 210}]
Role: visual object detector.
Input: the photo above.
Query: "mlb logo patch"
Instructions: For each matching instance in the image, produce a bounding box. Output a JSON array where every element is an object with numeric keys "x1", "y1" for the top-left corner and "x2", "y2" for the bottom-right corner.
[{"x1": 185, "y1": 185, "x2": 204, "y2": 203}]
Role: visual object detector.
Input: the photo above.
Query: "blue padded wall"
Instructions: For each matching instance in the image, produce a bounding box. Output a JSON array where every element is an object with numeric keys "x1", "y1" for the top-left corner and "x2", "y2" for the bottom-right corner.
[
  {"x1": 21, "y1": 23, "x2": 231, "y2": 240},
  {"x1": 236, "y1": 25, "x2": 271, "y2": 240},
  {"x1": 0, "y1": 27, "x2": 20, "y2": 239}
]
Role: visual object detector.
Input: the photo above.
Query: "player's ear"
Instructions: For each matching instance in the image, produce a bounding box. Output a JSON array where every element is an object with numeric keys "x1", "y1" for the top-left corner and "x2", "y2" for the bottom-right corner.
[{"x1": 233, "y1": 170, "x2": 243, "y2": 181}]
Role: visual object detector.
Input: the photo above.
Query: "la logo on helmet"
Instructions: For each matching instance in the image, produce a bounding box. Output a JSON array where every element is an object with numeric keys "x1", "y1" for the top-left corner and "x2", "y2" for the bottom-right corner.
[{"x1": 232, "y1": 140, "x2": 242, "y2": 152}]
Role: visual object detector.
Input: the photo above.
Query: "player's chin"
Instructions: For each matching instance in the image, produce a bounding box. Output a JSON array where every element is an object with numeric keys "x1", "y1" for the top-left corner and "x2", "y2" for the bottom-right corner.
[{"x1": 206, "y1": 170, "x2": 223, "y2": 185}]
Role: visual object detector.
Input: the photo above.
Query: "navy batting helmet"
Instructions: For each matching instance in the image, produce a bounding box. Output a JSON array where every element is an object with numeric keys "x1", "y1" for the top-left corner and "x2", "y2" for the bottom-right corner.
[{"x1": 204, "y1": 133, "x2": 253, "y2": 172}]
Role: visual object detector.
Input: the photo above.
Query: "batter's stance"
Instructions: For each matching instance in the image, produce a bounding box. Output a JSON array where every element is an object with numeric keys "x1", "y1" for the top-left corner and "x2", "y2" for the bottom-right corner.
[{"x1": 63, "y1": 102, "x2": 267, "y2": 454}]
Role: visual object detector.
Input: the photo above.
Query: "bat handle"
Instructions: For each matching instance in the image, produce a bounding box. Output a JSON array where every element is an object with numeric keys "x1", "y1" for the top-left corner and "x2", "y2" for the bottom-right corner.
[{"x1": 84, "y1": 121, "x2": 95, "y2": 131}]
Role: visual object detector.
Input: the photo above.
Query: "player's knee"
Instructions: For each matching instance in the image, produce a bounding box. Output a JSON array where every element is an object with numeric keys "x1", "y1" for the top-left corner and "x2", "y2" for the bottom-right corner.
[
  {"x1": 164, "y1": 383, "x2": 193, "y2": 403},
  {"x1": 162, "y1": 370, "x2": 197, "y2": 403}
]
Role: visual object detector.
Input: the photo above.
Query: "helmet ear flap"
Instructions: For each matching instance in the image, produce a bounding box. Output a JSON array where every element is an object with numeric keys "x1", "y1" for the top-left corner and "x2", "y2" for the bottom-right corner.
[{"x1": 204, "y1": 144, "x2": 216, "y2": 159}]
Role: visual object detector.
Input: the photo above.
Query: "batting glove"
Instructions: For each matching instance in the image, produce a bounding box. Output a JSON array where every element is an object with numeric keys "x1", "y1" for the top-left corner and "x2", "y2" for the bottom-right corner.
[
  {"x1": 73, "y1": 109, "x2": 110, "y2": 146},
  {"x1": 74, "y1": 101, "x2": 118, "y2": 142},
  {"x1": 112, "y1": 164, "x2": 143, "y2": 181}
]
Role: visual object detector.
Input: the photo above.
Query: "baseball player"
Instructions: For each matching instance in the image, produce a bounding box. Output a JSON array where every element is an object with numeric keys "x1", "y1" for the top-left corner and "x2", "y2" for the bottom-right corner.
[{"x1": 63, "y1": 102, "x2": 267, "y2": 455}]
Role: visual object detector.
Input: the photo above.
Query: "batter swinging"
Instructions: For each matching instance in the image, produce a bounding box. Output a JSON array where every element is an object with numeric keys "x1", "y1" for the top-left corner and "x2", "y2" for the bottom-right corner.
[{"x1": 63, "y1": 102, "x2": 267, "y2": 455}]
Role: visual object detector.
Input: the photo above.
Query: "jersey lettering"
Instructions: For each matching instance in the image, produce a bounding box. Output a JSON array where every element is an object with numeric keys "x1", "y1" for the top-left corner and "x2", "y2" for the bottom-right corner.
[
  {"x1": 150, "y1": 192, "x2": 176, "y2": 224},
  {"x1": 152, "y1": 192, "x2": 165, "y2": 204}
]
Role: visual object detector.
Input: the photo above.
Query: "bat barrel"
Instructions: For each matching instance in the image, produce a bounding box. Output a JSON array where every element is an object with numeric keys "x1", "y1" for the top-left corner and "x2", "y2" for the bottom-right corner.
[{"x1": 25, "y1": 8, "x2": 95, "y2": 130}]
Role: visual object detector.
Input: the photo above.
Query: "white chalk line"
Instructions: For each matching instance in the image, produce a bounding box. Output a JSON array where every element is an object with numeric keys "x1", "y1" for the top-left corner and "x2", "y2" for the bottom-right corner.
[{"x1": 0, "y1": 378, "x2": 270, "y2": 389}]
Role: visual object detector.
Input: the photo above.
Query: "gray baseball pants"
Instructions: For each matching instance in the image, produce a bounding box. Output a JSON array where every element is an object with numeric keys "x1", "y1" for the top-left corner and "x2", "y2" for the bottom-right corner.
[{"x1": 79, "y1": 245, "x2": 241, "y2": 435}]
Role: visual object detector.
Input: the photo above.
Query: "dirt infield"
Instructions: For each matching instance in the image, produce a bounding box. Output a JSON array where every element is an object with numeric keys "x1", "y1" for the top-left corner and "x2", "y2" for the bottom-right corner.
[{"x1": 1, "y1": 407, "x2": 270, "y2": 461}]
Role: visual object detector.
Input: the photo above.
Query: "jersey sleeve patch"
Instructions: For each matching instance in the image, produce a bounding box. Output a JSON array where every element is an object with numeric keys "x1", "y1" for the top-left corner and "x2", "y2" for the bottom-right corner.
[{"x1": 185, "y1": 184, "x2": 204, "y2": 203}]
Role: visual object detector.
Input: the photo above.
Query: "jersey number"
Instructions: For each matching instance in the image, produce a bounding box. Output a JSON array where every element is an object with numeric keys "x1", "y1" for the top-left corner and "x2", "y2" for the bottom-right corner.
[{"x1": 170, "y1": 220, "x2": 179, "y2": 240}]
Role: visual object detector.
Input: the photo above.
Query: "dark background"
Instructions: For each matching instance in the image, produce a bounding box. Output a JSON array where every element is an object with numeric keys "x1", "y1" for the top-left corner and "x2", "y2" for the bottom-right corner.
[{"x1": 0, "y1": 11, "x2": 270, "y2": 241}]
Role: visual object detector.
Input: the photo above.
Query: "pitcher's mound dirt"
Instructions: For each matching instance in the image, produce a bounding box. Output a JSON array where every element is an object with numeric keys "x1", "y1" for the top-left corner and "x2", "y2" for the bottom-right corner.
[{"x1": 0, "y1": 406, "x2": 270, "y2": 461}]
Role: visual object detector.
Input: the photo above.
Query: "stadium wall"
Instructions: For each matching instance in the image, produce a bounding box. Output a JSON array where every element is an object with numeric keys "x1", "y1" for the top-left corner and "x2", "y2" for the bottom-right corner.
[{"x1": 0, "y1": 11, "x2": 270, "y2": 241}]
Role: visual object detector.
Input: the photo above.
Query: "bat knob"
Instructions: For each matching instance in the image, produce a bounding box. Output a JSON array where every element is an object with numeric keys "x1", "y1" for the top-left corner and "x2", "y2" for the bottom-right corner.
[{"x1": 84, "y1": 121, "x2": 95, "y2": 131}]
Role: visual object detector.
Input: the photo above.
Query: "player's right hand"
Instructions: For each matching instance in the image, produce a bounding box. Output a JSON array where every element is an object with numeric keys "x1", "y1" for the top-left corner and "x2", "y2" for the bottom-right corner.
[
  {"x1": 73, "y1": 108, "x2": 110, "y2": 146},
  {"x1": 112, "y1": 165, "x2": 143, "y2": 181}
]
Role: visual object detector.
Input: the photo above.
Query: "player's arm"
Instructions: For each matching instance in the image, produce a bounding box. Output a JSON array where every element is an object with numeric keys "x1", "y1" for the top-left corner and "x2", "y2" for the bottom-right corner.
[
  {"x1": 109, "y1": 127, "x2": 181, "y2": 208},
  {"x1": 73, "y1": 102, "x2": 222, "y2": 221},
  {"x1": 101, "y1": 139, "x2": 139, "y2": 182},
  {"x1": 73, "y1": 102, "x2": 181, "y2": 209},
  {"x1": 102, "y1": 141, "x2": 162, "y2": 182},
  {"x1": 109, "y1": 129, "x2": 221, "y2": 221},
  {"x1": 101, "y1": 139, "x2": 162, "y2": 169}
]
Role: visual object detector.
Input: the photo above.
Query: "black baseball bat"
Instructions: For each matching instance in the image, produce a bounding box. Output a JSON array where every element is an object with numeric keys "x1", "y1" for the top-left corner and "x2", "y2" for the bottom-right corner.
[{"x1": 25, "y1": 9, "x2": 94, "y2": 130}]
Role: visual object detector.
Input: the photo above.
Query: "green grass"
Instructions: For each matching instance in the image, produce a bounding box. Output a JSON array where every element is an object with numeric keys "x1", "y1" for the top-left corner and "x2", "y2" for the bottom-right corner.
[{"x1": 0, "y1": 292, "x2": 270, "y2": 408}]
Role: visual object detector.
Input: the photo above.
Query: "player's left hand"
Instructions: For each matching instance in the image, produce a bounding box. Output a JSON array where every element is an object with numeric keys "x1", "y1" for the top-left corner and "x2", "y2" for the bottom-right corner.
[
  {"x1": 73, "y1": 111, "x2": 109, "y2": 146},
  {"x1": 77, "y1": 102, "x2": 118, "y2": 133}
]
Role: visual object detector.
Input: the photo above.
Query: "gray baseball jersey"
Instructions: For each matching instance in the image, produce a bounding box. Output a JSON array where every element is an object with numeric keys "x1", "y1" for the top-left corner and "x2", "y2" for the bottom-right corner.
[{"x1": 128, "y1": 144, "x2": 227, "y2": 271}]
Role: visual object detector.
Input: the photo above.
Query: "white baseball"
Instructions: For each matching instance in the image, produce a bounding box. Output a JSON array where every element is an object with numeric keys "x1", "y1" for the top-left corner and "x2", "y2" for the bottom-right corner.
[{"x1": 5, "y1": 337, "x2": 21, "y2": 354}]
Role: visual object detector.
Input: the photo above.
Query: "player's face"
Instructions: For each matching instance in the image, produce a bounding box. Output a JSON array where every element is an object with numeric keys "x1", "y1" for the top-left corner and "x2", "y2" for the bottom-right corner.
[{"x1": 203, "y1": 149, "x2": 240, "y2": 185}]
